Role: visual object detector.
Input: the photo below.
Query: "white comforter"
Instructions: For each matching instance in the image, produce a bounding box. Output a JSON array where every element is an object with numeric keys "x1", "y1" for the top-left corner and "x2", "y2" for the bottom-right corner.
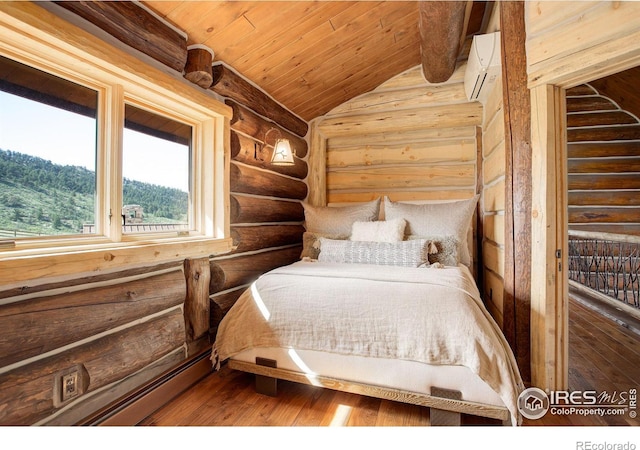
[{"x1": 213, "y1": 261, "x2": 524, "y2": 424}]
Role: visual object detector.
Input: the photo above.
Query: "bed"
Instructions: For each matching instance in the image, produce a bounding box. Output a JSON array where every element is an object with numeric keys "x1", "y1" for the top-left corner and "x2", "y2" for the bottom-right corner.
[{"x1": 212, "y1": 197, "x2": 525, "y2": 426}]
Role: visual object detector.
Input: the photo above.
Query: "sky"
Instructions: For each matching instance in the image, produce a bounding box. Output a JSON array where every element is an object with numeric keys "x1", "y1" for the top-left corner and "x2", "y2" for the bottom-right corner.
[{"x1": 0, "y1": 91, "x2": 189, "y2": 192}]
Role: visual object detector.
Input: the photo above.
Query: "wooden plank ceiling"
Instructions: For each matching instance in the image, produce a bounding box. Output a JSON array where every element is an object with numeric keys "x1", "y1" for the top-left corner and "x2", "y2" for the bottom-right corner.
[{"x1": 143, "y1": 1, "x2": 489, "y2": 122}]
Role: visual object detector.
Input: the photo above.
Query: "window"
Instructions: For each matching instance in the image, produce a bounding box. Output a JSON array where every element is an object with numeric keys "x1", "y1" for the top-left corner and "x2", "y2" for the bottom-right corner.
[
  {"x1": 122, "y1": 104, "x2": 191, "y2": 234},
  {"x1": 0, "y1": 54, "x2": 98, "y2": 238},
  {"x1": 0, "y1": 11, "x2": 230, "y2": 261}
]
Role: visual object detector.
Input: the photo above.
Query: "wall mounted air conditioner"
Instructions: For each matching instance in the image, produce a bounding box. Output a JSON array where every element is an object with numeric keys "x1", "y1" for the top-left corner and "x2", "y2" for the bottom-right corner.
[{"x1": 464, "y1": 32, "x2": 501, "y2": 103}]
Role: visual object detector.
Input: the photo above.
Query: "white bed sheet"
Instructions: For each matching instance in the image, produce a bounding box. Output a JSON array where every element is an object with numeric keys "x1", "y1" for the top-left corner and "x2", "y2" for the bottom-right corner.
[{"x1": 214, "y1": 260, "x2": 524, "y2": 425}]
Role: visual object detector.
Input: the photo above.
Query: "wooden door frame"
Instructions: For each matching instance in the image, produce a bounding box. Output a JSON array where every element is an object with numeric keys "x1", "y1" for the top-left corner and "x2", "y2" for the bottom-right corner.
[
  {"x1": 530, "y1": 84, "x2": 568, "y2": 391},
  {"x1": 529, "y1": 58, "x2": 640, "y2": 392}
]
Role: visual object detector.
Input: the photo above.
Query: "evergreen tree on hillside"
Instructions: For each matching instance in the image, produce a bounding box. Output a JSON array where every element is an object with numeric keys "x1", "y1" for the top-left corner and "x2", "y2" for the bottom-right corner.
[{"x1": 0, "y1": 148, "x2": 188, "y2": 235}]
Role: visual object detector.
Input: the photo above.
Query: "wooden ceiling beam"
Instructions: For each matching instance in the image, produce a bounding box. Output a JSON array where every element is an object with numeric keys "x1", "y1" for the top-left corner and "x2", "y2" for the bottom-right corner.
[
  {"x1": 53, "y1": 1, "x2": 187, "y2": 73},
  {"x1": 418, "y1": 0, "x2": 471, "y2": 83}
]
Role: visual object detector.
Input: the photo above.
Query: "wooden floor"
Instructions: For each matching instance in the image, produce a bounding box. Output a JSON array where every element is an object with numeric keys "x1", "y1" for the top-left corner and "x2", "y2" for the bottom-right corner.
[{"x1": 140, "y1": 297, "x2": 640, "y2": 427}]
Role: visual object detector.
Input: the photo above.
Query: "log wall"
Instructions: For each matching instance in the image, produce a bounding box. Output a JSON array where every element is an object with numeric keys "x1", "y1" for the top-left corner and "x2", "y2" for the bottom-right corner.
[
  {"x1": 209, "y1": 87, "x2": 308, "y2": 337},
  {"x1": 525, "y1": 0, "x2": 640, "y2": 391},
  {"x1": 525, "y1": 1, "x2": 640, "y2": 88},
  {"x1": 566, "y1": 83, "x2": 640, "y2": 236},
  {"x1": 481, "y1": 73, "x2": 506, "y2": 329},
  {"x1": 475, "y1": 6, "x2": 506, "y2": 331},
  {"x1": 314, "y1": 62, "x2": 480, "y2": 205},
  {"x1": 0, "y1": 3, "x2": 222, "y2": 425},
  {"x1": 0, "y1": 261, "x2": 213, "y2": 425}
]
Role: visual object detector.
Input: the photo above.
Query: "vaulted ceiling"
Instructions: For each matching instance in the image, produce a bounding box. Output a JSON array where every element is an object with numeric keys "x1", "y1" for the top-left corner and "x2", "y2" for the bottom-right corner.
[{"x1": 143, "y1": 1, "x2": 491, "y2": 122}]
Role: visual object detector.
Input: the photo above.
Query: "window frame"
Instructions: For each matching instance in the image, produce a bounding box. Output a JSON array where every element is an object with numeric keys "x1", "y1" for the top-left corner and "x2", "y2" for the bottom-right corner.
[{"x1": 0, "y1": 4, "x2": 232, "y2": 284}]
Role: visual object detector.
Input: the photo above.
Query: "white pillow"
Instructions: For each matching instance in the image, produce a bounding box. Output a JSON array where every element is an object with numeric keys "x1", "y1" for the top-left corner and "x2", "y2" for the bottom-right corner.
[
  {"x1": 350, "y1": 218, "x2": 406, "y2": 243},
  {"x1": 384, "y1": 195, "x2": 479, "y2": 266},
  {"x1": 318, "y1": 238, "x2": 430, "y2": 267},
  {"x1": 303, "y1": 198, "x2": 380, "y2": 236}
]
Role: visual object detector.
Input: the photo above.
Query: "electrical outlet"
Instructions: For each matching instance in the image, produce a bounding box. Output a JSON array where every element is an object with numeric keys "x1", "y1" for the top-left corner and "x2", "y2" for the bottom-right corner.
[{"x1": 61, "y1": 371, "x2": 79, "y2": 402}]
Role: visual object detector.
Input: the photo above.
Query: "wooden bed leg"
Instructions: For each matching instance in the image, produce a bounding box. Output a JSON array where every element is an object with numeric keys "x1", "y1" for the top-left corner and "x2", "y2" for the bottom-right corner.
[
  {"x1": 255, "y1": 357, "x2": 278, "y2": 397},
  {"x1": 430, "y1": 387, "x2": 462, "y2": 426}
]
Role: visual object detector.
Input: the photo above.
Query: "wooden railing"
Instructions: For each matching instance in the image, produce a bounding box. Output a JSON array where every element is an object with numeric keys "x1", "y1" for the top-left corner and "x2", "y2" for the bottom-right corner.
[{"x1": 568, "y1": 230, "x2": 640, "y2": 309}]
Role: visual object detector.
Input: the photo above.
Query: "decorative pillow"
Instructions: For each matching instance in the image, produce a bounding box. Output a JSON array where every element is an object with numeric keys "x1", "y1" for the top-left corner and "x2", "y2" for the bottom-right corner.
[
  {"x1": 317, "y1": 238, "x2": 431, "y2": 267},
  {"x1": 300, "y1": 231, "x2": 348, "y2": 260},
  {"x1": 408, "y1": 235, "x2": 459, "y2": 266},
  {"x1": 303, "y1": 198, "x2": 381, "y2": 236},
  {"x1": 350, "y1": 218, "x2": 406, "y2": 243},
  {"x1": 384, "y1": 195, "x2": 479, "y2": 266}
]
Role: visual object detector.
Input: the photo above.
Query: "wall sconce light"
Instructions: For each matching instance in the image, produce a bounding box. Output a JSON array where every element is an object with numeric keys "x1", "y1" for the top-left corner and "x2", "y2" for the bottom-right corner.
[{"x1": 264, "y1": 128, "x2": 295, "y2": 166}]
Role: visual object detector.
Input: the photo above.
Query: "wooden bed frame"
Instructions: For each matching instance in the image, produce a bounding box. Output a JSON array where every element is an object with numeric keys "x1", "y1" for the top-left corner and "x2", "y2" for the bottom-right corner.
[{"x1": 228, "y1": 358, "x2": 512, "y2": 426}]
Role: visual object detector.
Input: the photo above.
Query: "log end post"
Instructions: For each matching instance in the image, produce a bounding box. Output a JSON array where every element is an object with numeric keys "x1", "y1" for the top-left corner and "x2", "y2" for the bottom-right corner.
[{"x1": 184, "y1": 45, "x2": 214, "y2": 89}]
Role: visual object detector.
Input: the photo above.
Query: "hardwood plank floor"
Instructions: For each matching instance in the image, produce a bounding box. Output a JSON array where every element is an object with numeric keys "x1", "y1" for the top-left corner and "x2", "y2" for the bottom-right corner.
[{"x1": 140, "y1": 297, "x2": 640, "y2": 427}]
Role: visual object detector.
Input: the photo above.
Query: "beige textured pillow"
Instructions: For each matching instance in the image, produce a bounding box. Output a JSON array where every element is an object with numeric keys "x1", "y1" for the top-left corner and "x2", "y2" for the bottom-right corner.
[
  {"x1": 384, "y1": 195, "x2": 478, "y2": 266},
  {"x1": 318, "y1": 238, "x2": 431, "y2": 267},
  {"x1": 303, "y1": 198, "x2": 381, "y2": 236},
  {"x1": 408, "y1": 235, "x2": 459, "y2": 266},
  {"x1": 300, "y1": 232, "x2": 348, "y2": 260},
  {"x1": 350, "y1": 218, "x2": 406, "y2": 243}
]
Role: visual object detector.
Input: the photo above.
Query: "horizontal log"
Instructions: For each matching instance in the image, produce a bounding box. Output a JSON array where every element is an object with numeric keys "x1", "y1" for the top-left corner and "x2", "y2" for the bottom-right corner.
[
  {"x1": 326, "y1": 126, "x2": 477, "y2": 148},
  {"x1": 230, "y1": 194, "x2": 304, "y2": 224},
  {"x1": 568, "y1": 157, "x2": 640, "y2": 174},
  {"x1": 0, "y1": 309, "x2": 185, "y2": 425},
  {"x1": 327, "y1": 164, "x2": 475, "y2": 191},
  {"x1": 0, "y1": 269, "x2": 185, "y2": 368},
  {"x1": 567, "y1": 142, "x2": 640, "y2": 159},
  {"x1": 230, "y1": 131, "x2": 307, "y2": 179},
  {"x1": 569, "y1": 174, "x2": 640, "y2": 190},
  {"x1": 210, "y1": 289, "x2": 244, "y2": 335},
  {"x1": 227, "y1": 100, "x2": 308, "y2": 157},
  {"x1": 184, "y1": 46, "x2": 213, "y2": 89},
  {"x1": 327, "y1": 189, "x2": 476, "y2": 204},
  {"x1": 318, "y1": 103, "x2": 483, "y2": 138},
  {"x1": 569, "y1": 224, "x2": 640, "y2": 236},
  {"x1": 209, "y1": 246, "x2": 302, "y2": 293},
  {"x1": 567, "y1": 125, "x2": 640, "y2": 142},
  {"x1": 566, "y1": 85, "x2": 597, "y2": 96},
  {"x1": 483, "y1": 180, "x2": 506, "y2": 212},
  {"x1": 590, "y1": 69, "x2": 640, "y2": 125},
  {"x1": 230, "y1": 225, "x2": 304, "y2": 254},
  {"x1": 567, "y1": 111, "x2": 637, "y2": 128},
  {"x1": 54, "y1": 1, "x2": 187, "y2": 72},
  {"x1": 328, "y1": 83, "x2": 468, "y2": 116},
  {"x1": 211, "y1": 64, "x2": 308, "y2": 137},
  {"x1": 230, "y1": 163, "x2": 308, "y2": 200},
  {"x1": 569, "y1": 207, "x2": 640, "y2": 223},
  {"x1": 569, "y1": 190, "x2": 640, "y2": 207},
  {"x1": 565, "y1": 96, "x2": 617, "y2": 113},
  {"x1": 0, "y1": 261, "x2": 181, "y2": 300},
  {"x1": 484, "y1": 141, "x2": 506, "y2": 185},
  {"x1": 327, "y1": 138, "x2": 475, "y2": 168},
  {"x1": 45, "y1": 349, "x2": 184, "y2": 425}
]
